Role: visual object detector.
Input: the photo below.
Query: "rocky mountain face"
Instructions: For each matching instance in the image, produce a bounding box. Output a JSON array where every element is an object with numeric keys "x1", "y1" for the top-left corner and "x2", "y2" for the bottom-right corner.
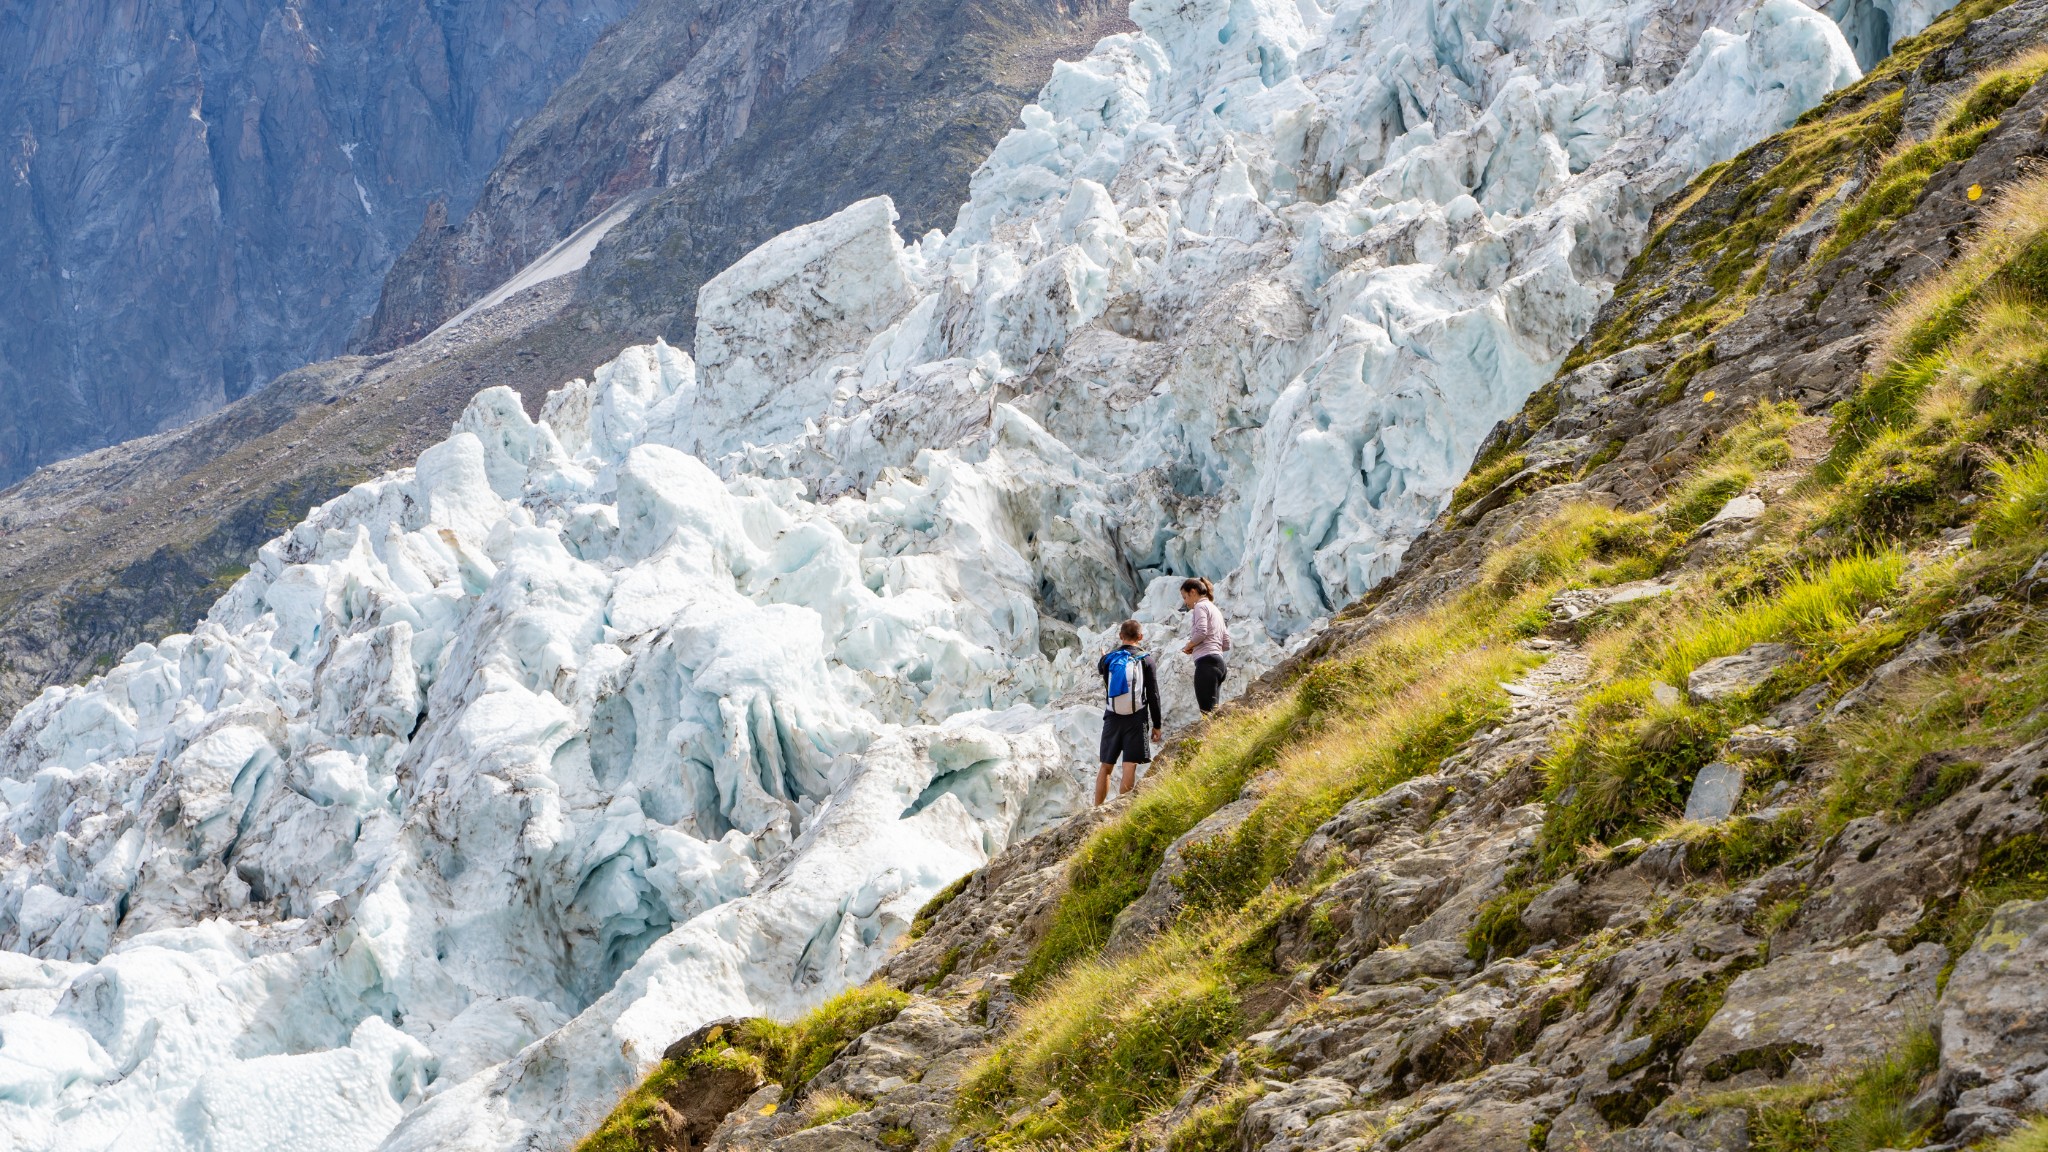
[
  {"x1": 565, "y1": 2, "x2": 2048, "y2": 1151},
  {"x1": 358, "y1": 0, "x2": 1136, "y2": 352},
  {"x1": 0, "y1": 0, "x2": 635, "y2": 487},
  {"x1": 0, "y1": 0, "x2": 1132, "y2": 722}
]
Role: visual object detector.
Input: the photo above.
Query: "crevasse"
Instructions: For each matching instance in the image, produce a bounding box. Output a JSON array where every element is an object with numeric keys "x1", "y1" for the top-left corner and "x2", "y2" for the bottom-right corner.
[{"x1": 0, "y1": 0, "x2": 1883, "y2": 1148}]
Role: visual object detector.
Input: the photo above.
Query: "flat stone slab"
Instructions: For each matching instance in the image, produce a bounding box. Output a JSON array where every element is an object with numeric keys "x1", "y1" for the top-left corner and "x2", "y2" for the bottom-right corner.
[
  {"x1": 1684, "y1": 762, "x2": 1745, "y2": 824},
  {"x1": 1680, "y1": 940, "x2": 1944, "y2": 1083},
  {"x1": 1688, "y1": 643, "x2": 1799, "y2": 703},
  {"x1": 1705, "y1": 493, "x2": 1766, "y2": 528},
  {"x1": 1549, "y1": 580, "x2": 1674, "y2": 623}
]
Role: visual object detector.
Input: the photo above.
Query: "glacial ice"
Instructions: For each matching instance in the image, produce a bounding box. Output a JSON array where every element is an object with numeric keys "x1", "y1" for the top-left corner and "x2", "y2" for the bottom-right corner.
[{"x1": 0, "y1": 0, "x2": 1889, "y2": 1148}]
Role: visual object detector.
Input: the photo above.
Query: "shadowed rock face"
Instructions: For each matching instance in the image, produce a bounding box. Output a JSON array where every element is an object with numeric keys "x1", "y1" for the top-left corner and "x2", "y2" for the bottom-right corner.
[
  {"x1": 568, "y1": 0, "x2": 1138, "y2": 351},
  {"x1": 356, "y1": 0, "x2": 862, "y2": 353},
  {"x1": 360, "y1": 0, "x2": 1136, "y2": 353},
  {"x1": 0, "y1": 0, "x2": 636, "y2": 487}
]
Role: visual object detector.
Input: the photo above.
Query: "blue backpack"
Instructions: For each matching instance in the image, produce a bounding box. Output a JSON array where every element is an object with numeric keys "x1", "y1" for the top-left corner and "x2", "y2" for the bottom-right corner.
[{"x1": 1105, "y1": 649, "x2": 1146, "y2": 715}]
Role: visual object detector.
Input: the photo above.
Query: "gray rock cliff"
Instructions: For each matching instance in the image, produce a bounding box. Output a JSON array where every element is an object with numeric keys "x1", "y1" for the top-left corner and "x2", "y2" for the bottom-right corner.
[{"x1": 0, "y1": 0, "x2": 636, "y2": 486}]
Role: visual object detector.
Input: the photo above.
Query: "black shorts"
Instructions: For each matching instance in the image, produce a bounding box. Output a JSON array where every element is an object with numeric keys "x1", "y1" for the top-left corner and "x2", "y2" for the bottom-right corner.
[{"x1": 1098, "y1": 712, "x2": 1151, "y2": 765}]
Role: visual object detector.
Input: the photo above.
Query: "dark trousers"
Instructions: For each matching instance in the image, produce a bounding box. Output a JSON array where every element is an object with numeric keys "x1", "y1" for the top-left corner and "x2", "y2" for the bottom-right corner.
[{"x1": 1194, "y1": 655, "x2": 1228, "y2": 714}]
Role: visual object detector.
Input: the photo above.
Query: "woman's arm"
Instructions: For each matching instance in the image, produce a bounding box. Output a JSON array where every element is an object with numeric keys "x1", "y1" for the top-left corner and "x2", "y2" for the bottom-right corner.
[{"x1": 1184, "y1": 601, "x2": 1210, "y2": 654}]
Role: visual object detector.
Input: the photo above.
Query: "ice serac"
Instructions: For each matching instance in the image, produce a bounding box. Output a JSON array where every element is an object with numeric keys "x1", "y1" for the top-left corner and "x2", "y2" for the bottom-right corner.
[
  {"x1": 688, "y1": 199, "x2": 927, "y2": 461},
  {"x1": 0, "y1": 0, "x2": 1898, "y2": 1149}
]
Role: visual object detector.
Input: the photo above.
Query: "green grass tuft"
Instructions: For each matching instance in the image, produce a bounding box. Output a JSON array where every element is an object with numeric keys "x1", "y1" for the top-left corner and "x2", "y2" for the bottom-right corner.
[
  {"x1": 1467, "y1": 886, "x2": 1537, "y2": 963},
  {"x1": 908, "y1": 874, "x2": 971, "y2": 940},
  {"x1": 1829, "y1": 1026, "x2": 1942, "y2": 1152},
  {"x1": 1729, "y1": 1027, "x2": 1940, "y2": 1152},
  {"x1": 1649, "y1": 553, "x2": 1904, "y2": 688},
  {"x1": 1986, "y1": 1116, "x2": 2048, "y2": 1152},
  {"x1": 800, "y1": 1090, "x2": 869, "y2": 1129},
  {"x1": 966, "y1": 913, "x2": 1258, "y2": 1142},
  {"x1": 1164, "y1": 1083, "x2": 1263, "y2": 1152},
  {"x1": 1540, "y1": 680, "x2": 1727, "y2": 869},
  {"x1": 1977, "y1": 444, "x2": 2048, "y2": 544},
  {"x1": 740, "y1": 983, "x2": 912, "y2": 1094},
  {"x1": 1449, "y1": 451, "x2": 1528, "y2": 514}
]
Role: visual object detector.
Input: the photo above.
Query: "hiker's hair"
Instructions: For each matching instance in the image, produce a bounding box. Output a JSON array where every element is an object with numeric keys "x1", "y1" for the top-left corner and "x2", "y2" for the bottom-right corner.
[
  {"x1": 1119, "y1": 619, "x2": 1144, "y2": 642},
  {"x1": 1180, "y1": 576, "x2": 1215, "y2": 600}
]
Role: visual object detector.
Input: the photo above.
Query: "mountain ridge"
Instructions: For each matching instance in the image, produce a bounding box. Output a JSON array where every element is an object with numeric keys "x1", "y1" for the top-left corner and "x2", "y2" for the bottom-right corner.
[{"x1": 0, "y1": 0, "x2": 636, "y2": 486}]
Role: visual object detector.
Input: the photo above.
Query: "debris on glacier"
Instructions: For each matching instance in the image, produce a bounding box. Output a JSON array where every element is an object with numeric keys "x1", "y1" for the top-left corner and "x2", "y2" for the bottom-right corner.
[{"x1": 0, "y1": 0, "x2": 1885, "y2": 1148}]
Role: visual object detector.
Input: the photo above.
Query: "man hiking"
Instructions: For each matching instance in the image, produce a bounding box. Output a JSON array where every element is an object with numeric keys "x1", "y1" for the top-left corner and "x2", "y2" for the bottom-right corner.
[{"x1": 1096, "y1": 619, "x2": 1162, "y2": 804}]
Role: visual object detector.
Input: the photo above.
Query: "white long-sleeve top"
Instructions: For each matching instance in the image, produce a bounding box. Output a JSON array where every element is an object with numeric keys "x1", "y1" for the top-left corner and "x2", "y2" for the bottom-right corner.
[{"x1": 1188, "y1": 599, "x2": 1230, "y2": 660}]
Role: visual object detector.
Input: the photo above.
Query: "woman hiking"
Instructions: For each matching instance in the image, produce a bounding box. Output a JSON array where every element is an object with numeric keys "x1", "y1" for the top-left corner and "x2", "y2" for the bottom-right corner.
[{"x1": 1179, "y1": 577, "x2": 1230, "y2": 715}]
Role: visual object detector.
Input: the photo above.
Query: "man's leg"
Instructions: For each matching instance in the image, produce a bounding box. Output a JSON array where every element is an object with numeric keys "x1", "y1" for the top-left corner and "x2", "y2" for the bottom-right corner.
[
  {"x1": 1119, "y1": 759, "x2": 1138, "y2": 797},
  {"x1": 1096, "y1": 762, "x2": 1114, "y2": 805}
]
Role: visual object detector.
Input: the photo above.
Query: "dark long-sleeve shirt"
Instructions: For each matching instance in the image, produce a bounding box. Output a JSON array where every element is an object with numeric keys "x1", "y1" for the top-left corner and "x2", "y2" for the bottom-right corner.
[{"x1": 1098, "y1": 646, "x2": 1162, "y2": 729}]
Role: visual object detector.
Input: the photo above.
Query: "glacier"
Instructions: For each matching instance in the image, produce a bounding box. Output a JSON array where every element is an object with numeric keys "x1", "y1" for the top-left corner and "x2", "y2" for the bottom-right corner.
[{"x1": 0, "y1": 0, "x2": 1884, "y2": 1148}]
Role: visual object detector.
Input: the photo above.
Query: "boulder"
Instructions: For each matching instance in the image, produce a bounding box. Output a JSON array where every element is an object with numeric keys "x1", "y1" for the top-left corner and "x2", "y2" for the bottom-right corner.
[
  {"x1": 1725, "y1": 725, "x2": 1799, "y2": 761},
  {"x1": 1401, "y1": 1102, "x2": 1544, "y2": 1150},
  {"x1": 1687, "y1": 644, "x2": 1798, "y2": 702},
  {"x1": 1680, "y1": 940, "x2": 1944, "y2": 1083},
  {"x1": 645, "y1": 1024, "x2": 769, "y2": 1152},
  {"x1": 664, "y1": 1018, "x2": 756, "y2": 1064},
  {"x1": 806, "y1": 996, "x2": 983, "y2": 1090},
  {"x1": 1522, "y1": 867, "x2": 1659, "y2": 944},
  {"x1": 1766, "y1": 683, "x2": 1830, "y2": 727},
  {"x1": 1347, "y1": 940, "x2": 1476, "y2": 987},
  {"x1": 1238, "y1": 1077, "x2": 1358, "y2": 1152},
  {"x1": 1938, "y1": 899, "x2": 2048, "y2": 1137},
  {"x1": 808, "y1": 1002, "x2": 985, "y2": 1099}
]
